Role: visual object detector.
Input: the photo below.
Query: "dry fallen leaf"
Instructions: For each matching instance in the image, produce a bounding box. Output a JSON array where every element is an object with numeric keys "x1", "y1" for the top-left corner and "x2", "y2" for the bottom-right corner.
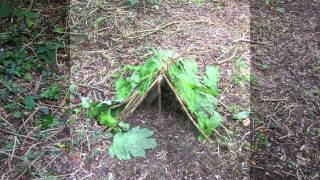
[
  {"x1": 208, "y1": 20, "x2": 215, "y2": 26},
  {"x1": 243, "y1": 118, "x2": 250, "y2": 126}
]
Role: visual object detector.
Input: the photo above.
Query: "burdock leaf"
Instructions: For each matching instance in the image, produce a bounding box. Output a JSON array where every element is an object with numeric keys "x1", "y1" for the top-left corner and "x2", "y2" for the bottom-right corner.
[
  {"x1": 203, "y1": 66, "x2": 220, "y2": 96},
  {"x1": 108, "y1": 126, "x2": 157, "y2": 160}
]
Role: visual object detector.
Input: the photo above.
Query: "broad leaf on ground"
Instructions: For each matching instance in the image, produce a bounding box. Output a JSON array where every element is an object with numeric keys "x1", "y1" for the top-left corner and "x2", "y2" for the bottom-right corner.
[
  {"x1": 109, "y1": 126, "x2": 157, "y2": 160},
  {"x1": 24, "y1": 95, "x2": 35, "y2": 110},
  {"x1": 233, "y1": 111, "x2": 251, "y2": 120}
]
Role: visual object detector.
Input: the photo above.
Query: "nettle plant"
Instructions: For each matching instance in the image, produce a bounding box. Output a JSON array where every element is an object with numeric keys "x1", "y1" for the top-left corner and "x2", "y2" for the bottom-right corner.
[{"x1": 85, "y1": 49, "x2": 222, "y2": 160}]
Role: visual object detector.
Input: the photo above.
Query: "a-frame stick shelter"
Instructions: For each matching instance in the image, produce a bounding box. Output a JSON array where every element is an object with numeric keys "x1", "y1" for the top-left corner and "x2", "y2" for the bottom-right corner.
[{"x1": 110, "y1": 56, "x2": 213, "y2": 143}]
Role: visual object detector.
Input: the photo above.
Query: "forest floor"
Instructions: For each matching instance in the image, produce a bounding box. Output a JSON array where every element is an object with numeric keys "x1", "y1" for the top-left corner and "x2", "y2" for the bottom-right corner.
[
  {"x1": 251, "y1": 0, "x2": 320, "y2": 179},
  {"x1": 0, "y1": 0, "x2": 319, "y2": 179},
  {"x1": 68, "y1": 0, "x2": 250, "y2": 179}
]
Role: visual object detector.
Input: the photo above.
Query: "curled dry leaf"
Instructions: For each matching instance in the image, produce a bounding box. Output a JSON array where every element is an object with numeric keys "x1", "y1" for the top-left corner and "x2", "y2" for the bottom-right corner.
[{"x1": 242, "y1": 118, "x2": 250, "y2": 127}]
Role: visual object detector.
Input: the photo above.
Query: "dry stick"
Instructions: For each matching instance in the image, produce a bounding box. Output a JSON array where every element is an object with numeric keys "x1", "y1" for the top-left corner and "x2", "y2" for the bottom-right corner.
[
  {"x1": 118, "y1": 54, "x2": 183, "y2": 119},
  {"x1": 108, "y1": 54, "x2": 184, "y2": 131},
  {"x1": 0, "y1": 114, "x2": 14, "y2": 127},
  {"x1": 220, "y1": 124, "x2": 231, "y2": 140},
  {"x1": 234, "y1": 38, "x2": 273, "y2": 46},
  {"x1": 19, "y1": 107, "x2": 41, "y2": 131},
  {"x1": 124, "y1": 20, "x2": 208, "y2": 39},
  {"x1": 28, "y1": 0, "x2": 34, "y2": 10},
  {"x1": 212, "y1": 142, "x2": 246, "y2": 169},
  {"x1": 216, "y1": 44, "x2": 240, "y2": 64},
  {"x1": 0, "y1": 151, "x2": 37, "y2": 169},
  {"x1": 217, "y1": 99, "x2": 229, "y2": 110},
  {"x1": 85, "y1": 129, "x2": 91, "y2": 151},
  {"x1": 111, "y1": 91, "x2": 139, "y2": 110},
  {"x1": 119, "y1": 75, "x2": 161, "y2": 120},
  {"x1": 215, "y1": 44, "x2": 237, "y2": 62},
  {"x1": 96, "y1": 67, "x2": 121, "y2": 85},
  {"x1": 33, "y1": 74, "x2": 42, "y2": 96},
  {"x1": 72, "y1": 82, "x2": 105, "y2": 93},
  {"x1": 104, "y1": 78, "x2": 160, "y2": 133},
  {"x1": 43, "y1": 152, "x2": 63, "y2": 170},
  {"x1": 162, "y1": 74, "x2": 213, "y2": 143},
  {"x1": 0, "y1": 128, "x2": 36, "y2": 141},
  {"x1": 10, "y1": 136, "x2": 17, "y2": 161},
  {"x1": 124, "y1": 21, "x2": 179, "y2": 39},
  {"x1": 21, "y1": 127, "x2": 39, "y2": 147},
  {"x1": 158, "y1": 75, "x2": 162, "y2": 114}
]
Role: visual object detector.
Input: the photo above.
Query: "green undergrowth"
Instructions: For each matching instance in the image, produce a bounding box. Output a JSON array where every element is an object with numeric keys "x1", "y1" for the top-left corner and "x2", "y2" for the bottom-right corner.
[
  {"x1": 0, "y1": 2, "x2": 67, "y2": 131},
  {"x1": 86, "y1": 49, "x2": 222, "y2": 159}
]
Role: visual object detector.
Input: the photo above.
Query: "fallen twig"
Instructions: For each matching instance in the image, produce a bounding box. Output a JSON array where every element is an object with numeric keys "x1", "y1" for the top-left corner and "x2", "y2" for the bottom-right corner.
[
  {"x1": 120, "y1": 20, "x2": 209, "y2": 39},
  {"x1": 0, "y1": 128, "x2": 37, "y2": 141},
  {"x1": 216, "y1": 44, "x2": 240, "y2": 64}
]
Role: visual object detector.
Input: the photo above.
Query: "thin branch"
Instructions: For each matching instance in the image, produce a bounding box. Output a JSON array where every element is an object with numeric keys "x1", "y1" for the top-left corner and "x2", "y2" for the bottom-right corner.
[{"x1": 0, "y1": 128, "x2": 37, "y2": 141}]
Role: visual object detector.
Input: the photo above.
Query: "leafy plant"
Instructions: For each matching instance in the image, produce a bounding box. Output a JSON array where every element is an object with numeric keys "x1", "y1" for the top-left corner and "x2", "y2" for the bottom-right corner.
[
  {"x1": 36, "y1": 42, "x2": 62, "y2": 64},
  {"x1": 24, "y1": 95, "x2": 35, "y2": 110},
  {"x1": 40, "y1": 85, "x2": 61, "y2": 100},
  {"x1": 114, "y1": 50, "x2": 173, "y2": 100},
  {"x1": 256, "y1": 132, "x2": 271, "y2": 147},
  {"x1": 12, "y1": 111, "x2": 22, "y2": 118},
  {"x1": 42, "y1": 115, "x2": 59, "y2": 129},
  {"x1": 168, "y1": 58, "x2": 222, "y2": 138},
  {"x1": 54, "y1": 142, "x2": 66, "y2": 149},
  {"x1": 98, "y1": 110, "x2": 118, "y2": 127},
  {"x1": 3, "y1": 102, "x2": 19, "y2": 111},
  {"x1": 109, "y1": 126, "x2": 157, "y2": 160},
  {"x1": 0, "y1": 3, "x2": 62, "y2": 82}
]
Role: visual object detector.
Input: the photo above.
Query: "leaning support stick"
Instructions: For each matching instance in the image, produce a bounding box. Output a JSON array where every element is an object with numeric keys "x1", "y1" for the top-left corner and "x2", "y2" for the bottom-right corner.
[
  {"x1": 158, "y1": 75, "x2": 162, "y2": 114},
  {"x1": 118, "y1": 75, "x2": 161, "y2": 120},
  {"x1": 162, "y1": 73, "x2": 213, "y2": 143}
]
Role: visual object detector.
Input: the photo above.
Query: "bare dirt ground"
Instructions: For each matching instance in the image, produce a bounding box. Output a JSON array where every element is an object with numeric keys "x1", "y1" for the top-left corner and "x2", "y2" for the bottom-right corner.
[{"x1": 251, "y1": 0, "x2": 320, "y2": 179}]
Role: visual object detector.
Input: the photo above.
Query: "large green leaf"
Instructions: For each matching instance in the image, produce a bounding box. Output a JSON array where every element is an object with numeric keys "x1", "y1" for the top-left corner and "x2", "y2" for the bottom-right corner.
[
  {"x1": 24, "y1": 96, "x2": 35, "y2": 110},
  {"x1": 115, "y1": 77, "x2": 132, "y2": 101},
  {"x1": 197, "y1": 111, "x2": 221, "y2": 136},
  {"x1": 202, "y1": 66, "x2": 220, "y2": 96},
  {"x1": 98, "y1": 110, "x2": 118, "y2": 127},
  {"x1": 40, "y1": 85, "x2": 61, "y2": 99},
  {"x1": 115, "y1": 49, "x2": 175, "y2": 100},
  {"x1": 168, "y1": 58, "x2": 221, "y2": 138},
  {"x1": 232, "y1": 111, "x2": 250, "y2": 120},
  {"x1": 109, "y1": 126, "x2": 157, "y2": 160}
]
